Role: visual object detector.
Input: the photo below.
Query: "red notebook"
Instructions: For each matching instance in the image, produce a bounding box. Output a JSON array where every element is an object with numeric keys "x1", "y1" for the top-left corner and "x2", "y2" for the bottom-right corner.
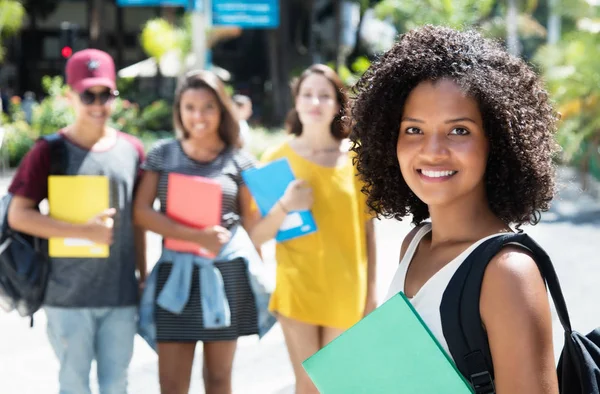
[{"x1": 164, "y1": 173, "x2": 222, "y2": 258}]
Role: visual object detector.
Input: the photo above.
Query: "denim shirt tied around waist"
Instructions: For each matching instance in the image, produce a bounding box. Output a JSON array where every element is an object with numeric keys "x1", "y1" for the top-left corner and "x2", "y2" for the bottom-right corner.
[{"x1": 138, "y1": 225, "x2": 276, "y2": 352}]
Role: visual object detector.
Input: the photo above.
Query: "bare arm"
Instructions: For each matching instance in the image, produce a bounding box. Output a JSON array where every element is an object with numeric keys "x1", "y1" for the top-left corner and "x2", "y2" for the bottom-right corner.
[
  {"x1": 134, "y1": 225, "x2": 147, "y2": 282},
  {"x1": 363, "y1": 218, "x2": 378, "y2": 316},
  {"x1": 238, "y1": 185, "x2": 264, "y2": 256},
  {"x1": 249, "y1": 179, "x2": 313, "y2": 247},
  {"x1": 7, "y1": 195, "x2": 107, "y2": 241},
  {"x1": 238, "y1": 185, "x2": 261, "y2": 233},
  {"x1": 365, "y1": 219, "x2": 377, "y2": 296},
  {"x1": 480, "y1": 247, "x2": 558, "y2": 394},
  {"x1": 248, "y1": 199, "x2": 289, "y2": 247}
]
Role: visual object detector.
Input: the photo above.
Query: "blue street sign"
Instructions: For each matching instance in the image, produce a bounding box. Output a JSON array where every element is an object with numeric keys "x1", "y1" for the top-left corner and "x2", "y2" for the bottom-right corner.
[
  {"x1": 191, "y1": 0, "x2": 204, "y2": 11},
  {"x1": 116, "y1": 0, "x2": 188, "y2": 6},
  {"x1": 212, "y1": 0, "x2": 279, "y2": 28}
]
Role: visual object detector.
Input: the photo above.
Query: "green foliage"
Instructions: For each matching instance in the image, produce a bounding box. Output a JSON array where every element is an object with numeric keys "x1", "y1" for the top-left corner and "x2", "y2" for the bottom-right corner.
[
  {"x1": 0, "y1": 0, "x2": 25, "y2": 35},
  {"x1": 327, "y1": 56, "x2": 372, "y2": 87},
  {"x1": 374, "y1": 0, "x2": 495, "y2": 31},
  {"x1": 553, "y1": 0, "x2": 593, "y2": 21},
  {"x1": 109, "y1": 98, "x2": 143, "y2": 135},
  {"x1": 1, "y1": 108, "x2": 37, "y2": 167},
  {"x1": 139, "y1": 14, "x2": 240, "y2": 69},
  {"x1": 179, "y1": 14, "x2": 193, "y2": 57},
  {"x1": 139, "y1": 18, "x2": 183, "y2": 60},
  {"x1": 373, "y1": 0, "x2": 546, "y2": 61},
  {"x1": 116, "y1": 77, "x2": 137, "y2": 97},
  {"x1": 480, "y1": 13, "x2": 546, "y2": 39},
  {"x1": 138, "y1": 100, "x2": 172, "y2": 132},
  {"x1": 0, "y1": 0, "x2": 25, "y2": 62},
  {"x1": 1, "y1": 76, "x2": 283, "y2": 166},
  {"x1": 244, "y1": 126, "x2": 287, "y2": 160},
  {"x1": 31, "y1": 76, "x2": 75, "y2": 136},
  {"x1": 2, "y1": 76, "x2": 173, "y2": 166},
  {"x1": 138, "y1": 130, "x2": 173, "y2": 152},
  {"x1": 533, "y1": 3, "x2": 600, "y2": 167}
]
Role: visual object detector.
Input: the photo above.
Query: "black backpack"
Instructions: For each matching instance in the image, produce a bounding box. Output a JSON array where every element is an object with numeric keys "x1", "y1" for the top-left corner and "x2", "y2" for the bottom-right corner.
[
  {"x1": 0, "y1": 133, "x2": 67, "y2": 325},
  {"x1": 441, "y1": 233, "x2": 600, "y2": 394}
]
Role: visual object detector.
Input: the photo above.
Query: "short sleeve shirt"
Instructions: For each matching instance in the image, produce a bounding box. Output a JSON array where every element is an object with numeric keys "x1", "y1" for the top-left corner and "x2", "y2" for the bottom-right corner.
[
  {"x1": 8, "y1": 131, "x2": 145, "y2": 308},
  {"x1": 141, "y1": 139, "x2": 256, "y2": 226}
]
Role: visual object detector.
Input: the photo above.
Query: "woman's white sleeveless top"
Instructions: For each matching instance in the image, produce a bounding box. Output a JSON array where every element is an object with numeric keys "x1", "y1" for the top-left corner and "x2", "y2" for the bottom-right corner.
[{"x1": 384, "y1": 223, "x2": 505, "y2": 358}]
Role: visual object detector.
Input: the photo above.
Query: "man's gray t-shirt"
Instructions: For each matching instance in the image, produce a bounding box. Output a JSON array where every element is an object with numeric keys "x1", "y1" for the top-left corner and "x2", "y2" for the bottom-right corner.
[{"x1": 8, "y1": 131, "x2": 145, "y2": 307}]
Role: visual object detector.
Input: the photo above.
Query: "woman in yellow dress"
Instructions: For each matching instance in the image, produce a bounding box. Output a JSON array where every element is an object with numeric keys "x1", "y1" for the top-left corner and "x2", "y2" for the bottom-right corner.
[{"x1": 250, "y1": 64, "x2": 377, "y2": 394}]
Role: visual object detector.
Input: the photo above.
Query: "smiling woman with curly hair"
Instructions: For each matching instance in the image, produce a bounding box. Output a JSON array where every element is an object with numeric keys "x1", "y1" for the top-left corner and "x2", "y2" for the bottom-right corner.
[{"x1": 350, "y1": 25, "x2": 560, "y2": 393}]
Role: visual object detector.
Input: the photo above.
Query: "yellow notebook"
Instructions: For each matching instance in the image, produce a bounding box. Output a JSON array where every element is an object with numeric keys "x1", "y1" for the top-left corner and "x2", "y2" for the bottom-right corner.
[{"x1": 48, "y1": 175, "x2": 110, "y2": 258}]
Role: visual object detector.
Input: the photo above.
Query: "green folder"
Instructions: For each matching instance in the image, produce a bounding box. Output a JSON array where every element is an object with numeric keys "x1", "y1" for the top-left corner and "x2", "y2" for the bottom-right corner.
[{"x1": 302, "y1": 292, "x2": 475, "y2": 393}]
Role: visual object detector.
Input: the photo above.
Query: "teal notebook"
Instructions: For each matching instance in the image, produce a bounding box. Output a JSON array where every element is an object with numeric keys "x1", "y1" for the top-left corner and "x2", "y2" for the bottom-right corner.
[{"x1": 302, "y1": 292, "x2": 475, "y2": 394}]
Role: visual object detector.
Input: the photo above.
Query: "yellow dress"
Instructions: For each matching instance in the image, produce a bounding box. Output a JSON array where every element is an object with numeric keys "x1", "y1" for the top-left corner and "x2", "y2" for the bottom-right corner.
[{"x1": 259, "y1": 140, "x2": 371, "y2": 329}]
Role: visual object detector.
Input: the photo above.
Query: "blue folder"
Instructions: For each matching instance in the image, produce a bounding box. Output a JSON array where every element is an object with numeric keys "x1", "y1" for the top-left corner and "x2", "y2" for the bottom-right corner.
[{"x1": 242, "y1": 158, "x2": 317, "y2": 242}]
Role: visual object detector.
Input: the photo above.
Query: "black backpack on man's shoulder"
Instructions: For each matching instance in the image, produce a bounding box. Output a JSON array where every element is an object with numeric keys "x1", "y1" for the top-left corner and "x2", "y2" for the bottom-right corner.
[
  {"x1": 440, "y1": 233, "x2": 600, "y2": 394},
  {"x1": 0, "y1": 133, "x2": 67, "y2": 325}
]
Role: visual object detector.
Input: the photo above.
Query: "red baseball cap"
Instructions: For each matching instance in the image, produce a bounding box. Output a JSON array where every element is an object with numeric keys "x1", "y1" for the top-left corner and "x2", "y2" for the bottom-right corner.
[{"x1": 66, "y1": 49, "x2": 116, "y2": 93}]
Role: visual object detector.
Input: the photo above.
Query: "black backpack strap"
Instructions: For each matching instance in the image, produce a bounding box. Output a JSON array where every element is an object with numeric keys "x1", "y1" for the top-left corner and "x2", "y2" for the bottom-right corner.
[
  {"x1": 40, "y1": 133, "x2": 68, "y2": 176},
  {"x1": 34, "y1": 133, "x2": 67, "y2": 257},
  {"x1": 441, "y1": 233, "x2": 572, "y2": 394},
  {"x1": 441, "y1": 236, "x2": 502, "y2": 393}
]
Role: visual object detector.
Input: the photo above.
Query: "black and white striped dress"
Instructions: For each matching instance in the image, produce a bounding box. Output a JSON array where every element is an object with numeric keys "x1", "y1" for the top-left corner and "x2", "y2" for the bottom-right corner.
[{"x1": 142, "y1": 139, "x2": 258, "y2": 342}]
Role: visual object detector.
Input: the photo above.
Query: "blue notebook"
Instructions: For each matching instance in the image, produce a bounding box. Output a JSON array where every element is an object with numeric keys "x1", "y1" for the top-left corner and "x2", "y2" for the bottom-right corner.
[{"x1": 242, "y1": 158, "x2": 317, "y2": 242}]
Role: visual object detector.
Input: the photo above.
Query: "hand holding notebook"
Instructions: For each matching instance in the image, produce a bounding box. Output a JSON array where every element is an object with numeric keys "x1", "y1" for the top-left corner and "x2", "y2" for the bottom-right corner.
[
  {"x1": 191, "y1": 226, "x2": 231, "y2": 256},
  {"x1": 82, "y1": 208, "x2": 116, "y2": 245},
  {"x1": 164, "y1": 173, "x2": 224, "y2": 258},
  {"x1": 48, "y1": 175, "x2": 111, "y2": 258},
  {"x1": 242, "y1": 158, "x2": 317, "y2": 242},
  {"x1": 280, "y1": 179, "x2": 313, "y2": 212},
  {"x1": 302, "y1": 292, "x2": 475, "y2": 393}
]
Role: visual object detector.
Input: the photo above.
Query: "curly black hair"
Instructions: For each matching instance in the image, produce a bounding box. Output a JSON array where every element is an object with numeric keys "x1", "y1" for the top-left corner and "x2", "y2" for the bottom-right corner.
[{"x1": 349, "y1": 25, "x2": 559, "y2": 227}]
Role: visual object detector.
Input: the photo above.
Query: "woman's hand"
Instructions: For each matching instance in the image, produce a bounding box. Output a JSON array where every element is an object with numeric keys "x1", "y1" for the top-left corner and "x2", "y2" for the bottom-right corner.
[
  {"x1": 280, "y1": 179, "x2": 314, "y2": 212},
  {"x1": 196, "y1": 225, "x2": 231, "y2": 255}
]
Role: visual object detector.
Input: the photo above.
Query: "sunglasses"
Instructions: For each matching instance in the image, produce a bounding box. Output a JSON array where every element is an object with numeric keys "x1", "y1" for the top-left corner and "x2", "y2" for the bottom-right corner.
[{"x1": 79, "y1": 89, "x2": 118, "y2": 105}]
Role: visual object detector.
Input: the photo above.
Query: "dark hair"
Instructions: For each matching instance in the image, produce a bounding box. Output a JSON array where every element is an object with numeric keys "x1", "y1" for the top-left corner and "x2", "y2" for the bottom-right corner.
[
  {"x1": 349, "y1": 25, "x2": 559, "y2": 227},
  {"x1": 173, "y1": 70, "x2": 240, "y2": 146},
  {"x1": 286, "y1": 64, "x2": 350, "y2": 140}
]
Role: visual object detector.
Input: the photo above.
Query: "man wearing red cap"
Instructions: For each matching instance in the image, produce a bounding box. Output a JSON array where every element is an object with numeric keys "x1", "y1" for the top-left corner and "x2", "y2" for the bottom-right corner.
[{"x1": 7, "y1": 49, "x2": 146, "y2": 394}]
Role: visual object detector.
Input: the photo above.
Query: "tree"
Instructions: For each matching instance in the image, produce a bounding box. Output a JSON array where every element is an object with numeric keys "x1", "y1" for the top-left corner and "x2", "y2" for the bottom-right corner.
[
  {"x1": 0, "y1": 0, "x2": 25, "y2": 62},
  {"x1": 487, "y1": 0, "x2": 541, "y2": 56},
  {"x1": 373, "y1": 0, "x2": 545, "y2": 59},
  {"x1": 139, "y1": 15, "x2": 241, "y2": 68},
  {"x1": 478, "y1": 0, "x2": 546, "y2": 59},
  {"x1": 534, "y1": 1, "x2": 600, "y2": 186},
  {"x1": 374, "y1": 0, "x2": 496, "y2": 31},
  {"x1": 346, "y1": 0, "x2": 383, "y2": 63},
  {"x1": 140, "y1": 18, "x2": 185, "y2": 61},
  {"x1": 342, "y1": 0, "x2": 383, "y2": 66},
  {"x1": 547, "y1": 0, "x2": 561, "y2": 45},
  {"x1": 506, "y1": 0, "x2": 520, "y2": 55}
]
